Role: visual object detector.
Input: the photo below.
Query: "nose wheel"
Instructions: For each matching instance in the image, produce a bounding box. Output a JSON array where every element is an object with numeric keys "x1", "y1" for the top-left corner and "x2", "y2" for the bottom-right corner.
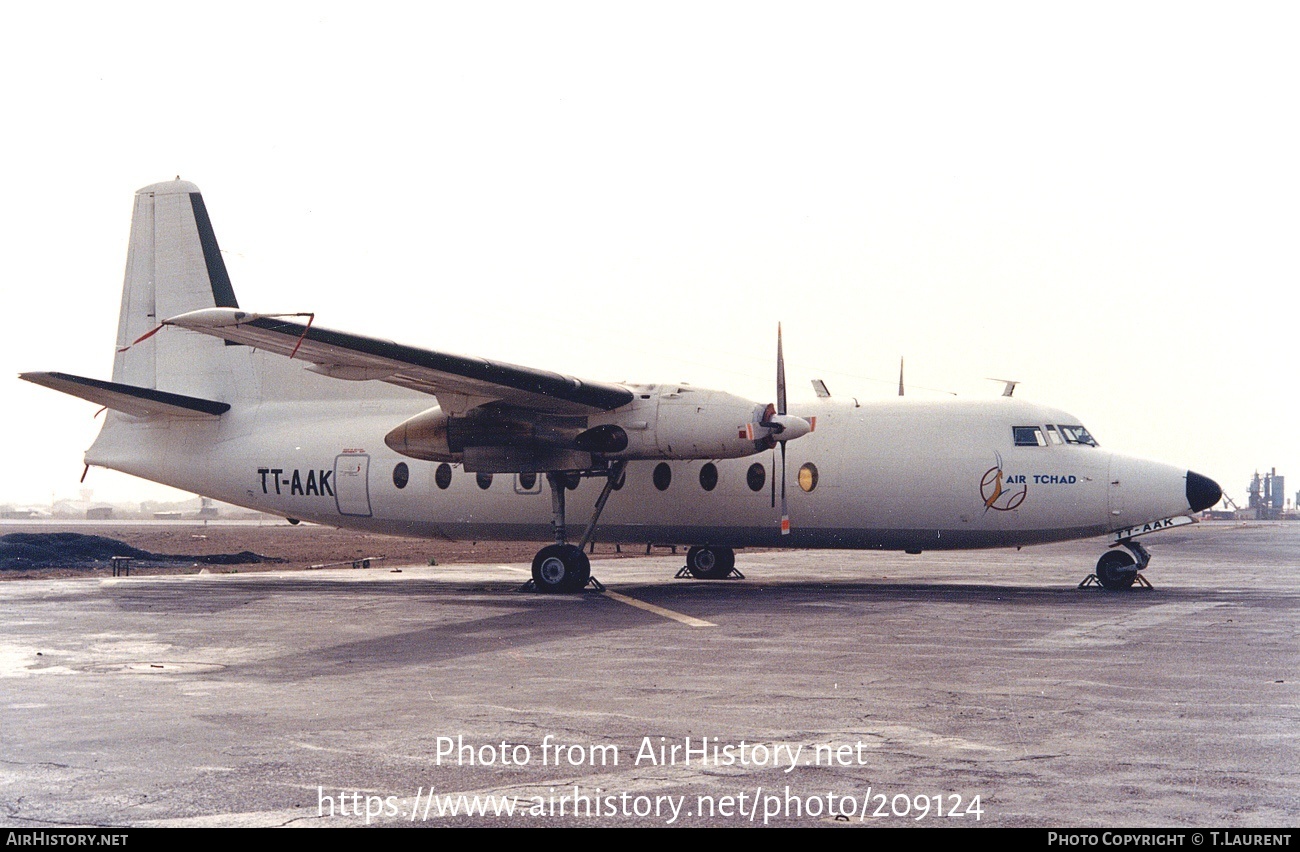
[
  {"x1": 1081, "y1": 540, "x2": 1153, "y2": 590},
  {"x1": 1094, "y1": 550, "x2": 1138, "y2": 590}
]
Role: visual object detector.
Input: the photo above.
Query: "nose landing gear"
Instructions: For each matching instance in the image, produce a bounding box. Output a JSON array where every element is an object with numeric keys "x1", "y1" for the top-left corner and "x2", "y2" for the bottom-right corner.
[{"x1": 1081, "y1": 539, "x2": 1153, "y2": 591}]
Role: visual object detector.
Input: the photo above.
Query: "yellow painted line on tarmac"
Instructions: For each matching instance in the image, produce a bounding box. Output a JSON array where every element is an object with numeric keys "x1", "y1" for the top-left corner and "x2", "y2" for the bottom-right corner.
[
  {"x1": 496, "y1": 564, "x2": 713, "y2": 625},
  {"x1": 603, "y1": 590, "x2": 716, "y2": 627}
]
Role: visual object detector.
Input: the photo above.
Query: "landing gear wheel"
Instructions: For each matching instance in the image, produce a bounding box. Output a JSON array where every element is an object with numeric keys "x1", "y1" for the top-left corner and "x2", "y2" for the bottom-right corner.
[
  {"x1": 686, "y1": 546, "x2": 735, "y2": 580},
  {"x1": 532, "y1": 544, "x2": 591, "y2": 593},
  {"x1": 1095, "y1": 550, "x2": 1138, "y2": 591}
]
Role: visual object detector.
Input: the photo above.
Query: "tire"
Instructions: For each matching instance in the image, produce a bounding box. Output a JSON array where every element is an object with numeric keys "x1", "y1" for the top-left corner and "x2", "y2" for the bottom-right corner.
[
  {"x1": 686, "y1": 546, "x2": 735, "y2": 580},
  {"x1": 572, "y1": 554, "x2": 592, "y2": 588},
  {"x1": 532, "y1": 544, "x2": 591, "y2": 593},
  {"x1": 1096, "y1": 550, "x2": 1138, "y2": 591}
]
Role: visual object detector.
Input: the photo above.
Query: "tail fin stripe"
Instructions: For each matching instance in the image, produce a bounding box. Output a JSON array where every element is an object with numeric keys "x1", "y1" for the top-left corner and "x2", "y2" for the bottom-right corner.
[{"x1": 188, "y1": 193, "x2": 239, "y2": 309}]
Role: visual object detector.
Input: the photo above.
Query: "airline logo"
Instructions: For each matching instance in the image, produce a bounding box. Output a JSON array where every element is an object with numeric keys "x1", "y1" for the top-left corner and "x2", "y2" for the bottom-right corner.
[{"x1": 980, "y1": 455, "x2": 1082, "y2": 512}]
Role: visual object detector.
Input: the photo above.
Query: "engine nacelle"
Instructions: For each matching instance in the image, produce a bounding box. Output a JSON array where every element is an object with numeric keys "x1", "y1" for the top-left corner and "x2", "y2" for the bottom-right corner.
[
  {"x1": 384, "y1": 385, "x2": 811, "y2": 469},
  {"x1": 384, "y1": 405, "x2": 457, "y2": 462},
  {"x1": 590, "y1": 386, "x2": 784, "y2": 460},
  {"x1": 384, "y1": 406, "x2": 594, "y2": 471}
]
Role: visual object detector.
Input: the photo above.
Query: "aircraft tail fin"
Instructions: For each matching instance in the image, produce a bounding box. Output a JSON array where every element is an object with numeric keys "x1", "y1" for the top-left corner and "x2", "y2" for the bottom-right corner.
[{"x1": 112, "y1": 180, "x2": 244, "y2": 397}]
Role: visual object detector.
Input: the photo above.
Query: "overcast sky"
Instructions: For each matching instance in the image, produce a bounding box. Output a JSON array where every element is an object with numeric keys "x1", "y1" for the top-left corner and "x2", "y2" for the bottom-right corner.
[{"x1": 2, "y1": 3, "x2": 1296, "y2": 507}]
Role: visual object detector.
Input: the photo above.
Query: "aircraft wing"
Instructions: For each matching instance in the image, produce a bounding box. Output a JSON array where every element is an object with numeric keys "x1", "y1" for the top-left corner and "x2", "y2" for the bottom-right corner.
[{"x1": 163, "y1": 309, "x2": 634, "y2": 416}]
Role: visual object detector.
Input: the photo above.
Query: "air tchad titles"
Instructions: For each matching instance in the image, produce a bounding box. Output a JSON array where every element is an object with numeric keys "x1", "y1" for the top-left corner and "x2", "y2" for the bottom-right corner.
[{"x1": 979, "y1": 451, "x2": 1083, "y2": 513}]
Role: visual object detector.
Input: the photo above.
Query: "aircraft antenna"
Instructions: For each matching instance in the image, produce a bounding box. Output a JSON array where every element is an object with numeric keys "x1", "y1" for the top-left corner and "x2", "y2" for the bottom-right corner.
[{"x1": 986, "y1": 378, "x2": 1019, "y2": 397}]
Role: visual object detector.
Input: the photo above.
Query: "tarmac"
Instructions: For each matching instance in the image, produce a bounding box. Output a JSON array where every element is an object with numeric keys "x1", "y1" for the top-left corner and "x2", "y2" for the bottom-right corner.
[{"x1": 2, "y1": 521, "x2": 1297, "y2": 827}]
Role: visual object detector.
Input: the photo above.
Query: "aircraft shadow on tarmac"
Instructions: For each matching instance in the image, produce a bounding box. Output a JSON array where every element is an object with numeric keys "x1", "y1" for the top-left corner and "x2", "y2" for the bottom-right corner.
[{"x1": 94, "y1": 574, "x2": 1249, "y2": 682}]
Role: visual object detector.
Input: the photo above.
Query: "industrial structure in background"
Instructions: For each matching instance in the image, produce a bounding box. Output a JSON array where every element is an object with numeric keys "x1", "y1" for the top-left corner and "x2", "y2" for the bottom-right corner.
[
  {"x1": 1248, "y1": 468, "x2": 1289, "y2": 520},
  {"x1": 1204, "y1": 467, "x2": 1295, "y2": 520}
]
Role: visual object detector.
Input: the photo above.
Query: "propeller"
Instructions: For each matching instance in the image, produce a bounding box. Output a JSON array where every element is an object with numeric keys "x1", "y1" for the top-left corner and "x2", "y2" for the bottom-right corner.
[
  {"x1": 757, "y1": 324, "x2": 812, "y2": 535},
  {"x1": 777, "y1": 325, "x2": 789, "y2": 534}
]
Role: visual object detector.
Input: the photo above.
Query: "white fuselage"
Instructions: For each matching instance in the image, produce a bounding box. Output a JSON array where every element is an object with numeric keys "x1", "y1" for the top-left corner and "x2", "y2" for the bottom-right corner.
[{"x1": 85, "y1": 393, "x2": 1192, "y2": 552}]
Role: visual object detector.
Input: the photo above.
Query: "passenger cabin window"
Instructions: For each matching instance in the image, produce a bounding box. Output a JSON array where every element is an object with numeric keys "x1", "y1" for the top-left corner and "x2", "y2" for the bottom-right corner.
[
  {"x1": 1045, "y1": 425, "x2": 1063, "y2": 445},
  {"x1": 699, "y1": 463, "x2": 718, "y2": 492},
  {"x1": 1059, "y1": 425, "x2": 1099, "y2": 447},
  {"x1": 1013, "y1": 426, "x2": 1046, "y2": 447},
  {"x1": 798, "y1": 463, "x2": 819, "y2": 492}
]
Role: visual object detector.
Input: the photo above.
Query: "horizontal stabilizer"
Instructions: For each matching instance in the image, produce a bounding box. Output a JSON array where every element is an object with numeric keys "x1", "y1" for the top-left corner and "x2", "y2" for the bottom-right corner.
[{"x1": 19, "y1": 372, "x2": 230, "y2": 418}]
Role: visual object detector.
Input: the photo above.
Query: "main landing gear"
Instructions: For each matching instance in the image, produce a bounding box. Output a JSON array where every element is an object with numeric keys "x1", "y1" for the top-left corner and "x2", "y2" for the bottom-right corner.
[
  {"x1": 530, "y1": 543, "x2": 592, "y2": 594},
  {"x1": 526, "y1": 463, "x2": 624, "y2": 594},
  {"x1": 675, "y1": 545, "x2": 743, "y2": 580},
  {"x1": 1080, "y1": 539, "x2": 1153, "y2": 591}
]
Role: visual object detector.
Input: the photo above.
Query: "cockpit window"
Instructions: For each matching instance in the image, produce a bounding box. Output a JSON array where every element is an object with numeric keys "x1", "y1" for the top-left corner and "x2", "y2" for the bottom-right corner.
[
  {"x1": 1045, "y1": 424, "x2": 1063, "y2": 445},
  {"x1": 1059, "y1": 424, "x2": 1098, "y2": 447},
  {"x1": 1013, "y1": 426, "x2": 1047, "y2": 447}
]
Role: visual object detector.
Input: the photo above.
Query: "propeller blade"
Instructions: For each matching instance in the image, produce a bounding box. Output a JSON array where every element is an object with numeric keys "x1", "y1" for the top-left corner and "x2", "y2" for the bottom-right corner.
[
  {"x1": 770, "y1": 447, "x2": 777, "y2": 508},
  {"x1": 774, "y1": 323, "x2": 794, "y2": 535},
  {"x1": 776, "y1": 323, "x2": 787, "y2": 416},
  {"x1": 780, "y1": 440, "x2": 790, "y2": 535}
]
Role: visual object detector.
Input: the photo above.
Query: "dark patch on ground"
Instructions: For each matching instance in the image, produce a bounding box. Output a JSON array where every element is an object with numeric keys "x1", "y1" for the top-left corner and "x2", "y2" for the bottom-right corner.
[
  {"x1": 0, "y1": 523, "x2": 665, "y2": 579},
  {"x1": 0, "y1": 532, "x2": 281, "y2": 571}
]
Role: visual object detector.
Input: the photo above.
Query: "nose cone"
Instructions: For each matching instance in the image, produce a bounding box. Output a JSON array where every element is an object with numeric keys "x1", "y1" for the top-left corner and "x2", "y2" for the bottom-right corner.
[{"x1": 1186, "y1": 470, "x2": 1222, "y2": 513}]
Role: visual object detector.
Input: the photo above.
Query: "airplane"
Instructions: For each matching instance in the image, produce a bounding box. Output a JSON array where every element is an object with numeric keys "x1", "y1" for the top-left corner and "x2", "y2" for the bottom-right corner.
[{"x1": 21, "y1": 180, "x2": 1222, "y2": 593}]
